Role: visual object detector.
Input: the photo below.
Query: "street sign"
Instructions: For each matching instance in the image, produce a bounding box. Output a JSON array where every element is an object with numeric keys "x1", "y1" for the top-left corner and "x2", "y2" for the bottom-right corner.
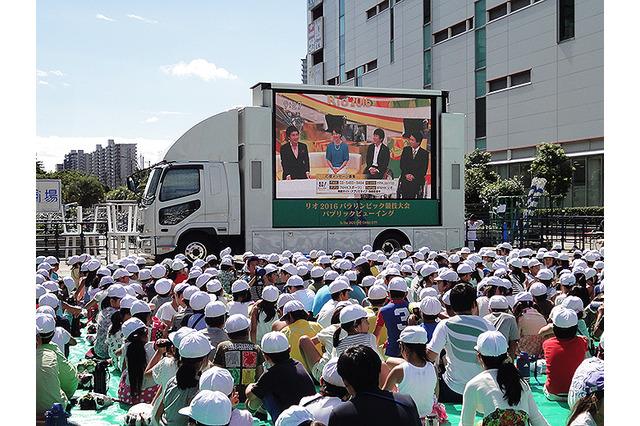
[{"x1": 36, "y1": 179, "x2": 62, "y2": 213}]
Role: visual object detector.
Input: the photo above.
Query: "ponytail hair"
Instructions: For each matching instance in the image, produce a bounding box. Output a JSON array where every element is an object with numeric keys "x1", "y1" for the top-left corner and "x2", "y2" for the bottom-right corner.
[
  {"x1": 480, "y1": 353, "x2": 524, "y2": 406},
  {"x1": 126, "y1": 329, "x2": 148, "y2": 399},
  {"x1": 176, "y1": 355, "x2": 206, "y2": 390},
  {"x1": 400, "y1": 341, "x2": 429, "y2": 364},
  {"x1": 333, "y1": 318, "x2": 364, "y2": 348}
]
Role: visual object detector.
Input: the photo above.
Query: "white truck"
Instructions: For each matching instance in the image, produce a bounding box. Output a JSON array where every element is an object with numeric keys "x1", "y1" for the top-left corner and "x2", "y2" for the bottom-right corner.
[{"x1": 131, "y1": 82, "x2": 465, "y2": 262}]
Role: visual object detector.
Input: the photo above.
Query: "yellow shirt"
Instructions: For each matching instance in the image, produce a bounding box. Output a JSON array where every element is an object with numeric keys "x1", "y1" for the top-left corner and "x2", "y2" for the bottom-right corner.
[
  {"x1": 281, "y1": 319, "x2": 323, "y2": 366},
  {"x1": 365, "y1": 305, "x2": 388, "y2": 354}
]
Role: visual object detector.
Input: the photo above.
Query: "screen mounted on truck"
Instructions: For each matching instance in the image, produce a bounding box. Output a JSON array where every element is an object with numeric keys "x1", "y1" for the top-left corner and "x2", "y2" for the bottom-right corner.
[{"x1": 272, "y1": 89, "x2": 440, "y2": 228}]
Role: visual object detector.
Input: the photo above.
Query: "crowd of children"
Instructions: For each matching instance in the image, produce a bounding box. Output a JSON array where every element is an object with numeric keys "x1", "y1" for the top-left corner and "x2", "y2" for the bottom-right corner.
[{"x1": 35, "y1": 241, "x2": 604, "y2": 425}]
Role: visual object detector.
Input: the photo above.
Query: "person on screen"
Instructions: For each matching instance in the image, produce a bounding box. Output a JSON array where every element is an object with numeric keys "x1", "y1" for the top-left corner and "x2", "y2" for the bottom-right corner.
[
  {"x1": 365, "y1": 128, "x2": 390, "y2": 179},
  {"x1": 399, "y1": 119, "x2": 429, "y2": 199},
  {"x1": 280, "y1": 125, "x2": 311, "y2": 180},
  {"x1": 325, "y1": 114, "x2": 350, "y2": 175}
]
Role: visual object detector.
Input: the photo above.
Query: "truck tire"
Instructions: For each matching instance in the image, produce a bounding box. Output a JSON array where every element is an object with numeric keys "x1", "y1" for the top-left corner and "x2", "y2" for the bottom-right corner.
[
  {"x1": 373, "y1": 230, "x2": 410, "y2": 255},
  {"x1": 177, "y1": 233, "x2": 218, "y2": 263}
]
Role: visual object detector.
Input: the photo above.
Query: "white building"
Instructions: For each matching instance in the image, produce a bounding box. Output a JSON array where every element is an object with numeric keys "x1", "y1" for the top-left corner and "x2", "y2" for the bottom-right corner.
[{"x1": 306, "y1": 0, "x2": 603, "y2": 206}]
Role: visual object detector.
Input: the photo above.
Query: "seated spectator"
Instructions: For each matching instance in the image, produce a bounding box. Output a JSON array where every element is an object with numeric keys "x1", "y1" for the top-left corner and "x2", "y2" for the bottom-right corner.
[
  {"x1": 200, "y1": 301, "x2": 229, "y2": 362},
  {"x1": 416, "y1": 296, "x2": 443, "y2": 343},
  {"x1": 36, "y1": 327, "x2": 68, "y2": 420},
  {"x1": 459, "y1": 330, "x2": 550, "y2": 426},
  {"x1": 186, "y1": 291, "x2": 211, "y2": 331},
  {"x1": 118, "y1": 317, "x2": 160, "y2": 405},
  {"x1": 275, "y1": 406, "x2": 316, "y2": 426},
  {"x1": 280, "y1": 300, "x2": 323, "y2": 367},
  {"x1": 426, "y1": 283, "x2": 496, "y2": 403},
  {"x1": 530, "y1": 281, "x2": 554, "y2": 320},
  {"x1": 327, "y1": 345, "x2": 421, "y2": 426},
  {"x1": 542, "y1": 308, "x2": 589, "y2": 401},
  {"x1": 373, "y1": 277, "x2": 412, "y2": 358},
  {"x1": 483, "y1": 295, "x2": 520, "y2": 360},
  {"x1": 513, "y1": 292, "x2": 547, "y2": 358},
  {"x1": 228, "y1": 280, "x2": 253, "y2": 318},
  {"x1": 568, "y1": 334, "x2": 604, "y2": 409},
  {"x1": 566, "y1": 370, "x2": 604, "y2": 426},
  {"x1": 317, "y1": 279, "x2": 353, "y2": 329},
  {"x1": 213, "y1": 314, "x2": 265, "y2": 402},
  {"x1": 250, "y1": 285, "x2": 281, "y2": 345},
  {"x1": 383, "y1": 326, "x2": 438, "y2": 420},
  {"x1": 299, "y1": 358, "x2": 349, "y2": 425},
  {"x1": 157, "y1": 332, "x2": 213, "y2": 425},
  {"x1": 199, "y1": 366, "x2": 254, "y2": 426},
  {"x1": 178, "y1": 390, "x2": 232, "y2": 426},
  {"x1": 362, "y1": 284, "x2": 389, "y2": 350},
  {"x1": 245, "y1": 331, "x2": 316, "y2": 421}
]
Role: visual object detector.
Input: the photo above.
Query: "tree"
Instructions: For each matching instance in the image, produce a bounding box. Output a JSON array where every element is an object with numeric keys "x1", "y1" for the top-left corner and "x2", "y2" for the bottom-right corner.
[
  {"x1": 106, "y1": 186, "x2": 137, "y2": 201},
  {"x1": 65, "y1": 174, "x2": 106, "y2": 207},
  {"x1": 528, "y1": 142, "x2": 574, "y2": 198},
  {"x1": 480, "y1": 176, "x2": 525, "y2": 206},
  {"x1": 464, "y1": 149, "x2": 500, "y2": 205}
]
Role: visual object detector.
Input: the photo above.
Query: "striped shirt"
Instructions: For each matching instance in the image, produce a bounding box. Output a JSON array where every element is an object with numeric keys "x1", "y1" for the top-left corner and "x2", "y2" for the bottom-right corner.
[{"x1": 427, "y1": 315, "x2": 496, "y2": 395}]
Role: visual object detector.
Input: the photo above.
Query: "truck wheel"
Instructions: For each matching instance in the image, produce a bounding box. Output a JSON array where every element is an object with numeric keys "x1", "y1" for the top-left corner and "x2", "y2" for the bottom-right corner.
[
  {"x1": 373, "y1": 230, "x2": 410, "y2": 255},
  {"x1": 178, "y1": 234, "x2": 217, "y2": 263}
]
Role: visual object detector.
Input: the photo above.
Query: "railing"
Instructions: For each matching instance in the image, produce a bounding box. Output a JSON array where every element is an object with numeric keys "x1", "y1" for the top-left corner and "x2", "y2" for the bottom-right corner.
[
  {"x1": 468, "y1": 215, "x2": 604, "y2": 251},
  {"x1": 36, "y1": 220, "x2": 109, "y2": 260}
]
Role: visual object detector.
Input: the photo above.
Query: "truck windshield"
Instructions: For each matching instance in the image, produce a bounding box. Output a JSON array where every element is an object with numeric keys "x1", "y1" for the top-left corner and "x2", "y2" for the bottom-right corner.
[{"x1": 142, "y1": 168, "x2": 162, "y2": 205}]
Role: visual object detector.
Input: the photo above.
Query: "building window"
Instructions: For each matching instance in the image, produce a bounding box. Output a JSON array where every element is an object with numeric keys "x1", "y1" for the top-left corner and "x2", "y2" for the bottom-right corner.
[
  {"x1": 558, "y1": 0, "x2": 575, "y2": 41},
  {"x1": 475, "y1": 69, "x2": 487, "y2": 97},
  {"x1": 475, "y1": 27, "x2": 486, "y2": 69},
  {"x1": 488, "y1": 76, "x2": 508, "y2": 92},
  {"x1": 366, "y1": 59, "x2": 378, "y2": 72},
  {"x1": 423, "y1": 0, "x2": 431, "y2": 25},
  {"x1": 366, "y1": 6, "x2": 377, "y2": 19},
  {"x1": 475, "y1": 0, "x2": 486, "y2": 27},
  {"x1": 355, "y1": 66, "x2": 364, "y2": 86},
  {"x1": 510, "y1": 0, "x2": 530, "y2": 12},
  {"x1": 450, "y1": 21, "x2": 467, "y2": 37},
  {"x1": 390, "y1": 40, "x2": 395, "y2": 62},
  {"x1": 475, "y1": 97, "x2": 486, "y2": 139},
  {"x1": 488, "y1": 3, "x2": 508, "y2": 21},
  {"x1": 311, "y1": 4, "x2": 323, "y2": 21},
  {"x1": 433, "y1": 28, "x2": 448, "y2": 44},
  {"x1": 312, "y1": 49, "x2": 323, "y2": 66},
  {"x1": 346, "y1": 69, "x2": 355, "y2": 80},
  {"x1": 423, "y1": 49, "x2": 431, "y2": 87},
  {"x1": 510, "y1": 69, "x2": 531, "y2": 87},
  {"x1": 379, "y1": 0, "x2": 389, "y2": 12}
]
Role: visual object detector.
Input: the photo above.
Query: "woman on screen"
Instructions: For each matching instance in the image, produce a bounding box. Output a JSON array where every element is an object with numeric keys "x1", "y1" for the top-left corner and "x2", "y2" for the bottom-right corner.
[{"x1": 325, "y1": 114, "x2": 349, "y2": 175}]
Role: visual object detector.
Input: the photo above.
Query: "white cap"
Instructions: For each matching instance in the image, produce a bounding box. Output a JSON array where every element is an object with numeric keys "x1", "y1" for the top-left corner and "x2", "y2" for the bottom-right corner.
[
  {"x1": 275, "y1": 406, "x2": 315, "y2": 426},
  {"x1": 261, "y1": 331, "x2": 291, "y2": 353},
  {"x1": 43, "y1": 281, "x2": 60, "y2": 293},
  {"x1": 536, "y1": 269, "x2": 554, "y2": 280},
  {"x1": 558, "y1": 272, "x2": 576, "y2": 286},
  {"x1": 122, "y1": 317, "x2": 147, "y2": 339},
  {"x1": 35, "y1": 284, "x2": 47, "y2": 300},
  {"x1": 189, "y1": 291, "x2": 211, "y2": 311},
  {"x1": 206, "y1": 279, "x2": 222, "y2": 293},
  {"x1": 169, "y1": 327, "x2": 196, "y2": 347},
  {"x1": 420, "y1": 296, "x2": 444, "y2": 315},
  {"x1": 339, "y1": 304, "x2": 373, "y2": 324},
  {"x1": 435, "y1": 269, "x2": 458, "y2": 282},
  {"x1": 231, "y1": 280, "x2": 250, "y2": 293},
  {"x1": 552, "y1": 307, "x2": 578, "y2": 328},
  {"x1": 529, "y1": 282, "x2": 547, "y2": 297},
  {"x1": 262, "y1": 285, "x2": 280, "y2": 303},
  {"x1": 205, "y1": 301, "x2": 227, "y2": 318},
  {"x1": 36, "y1": 305, "x2": 56, "y2": 318},
  {"x1": 113, "y1": 269, "x2": 131, "y2": 280},
  {"x1": 457, "y1": 264, "x2": 473, "y2": 275},
  {"x1": 514, "y1": 292, "x2": 534, "y2": 304},
  {"x1": 475, "y1": 330, "x2": 508, "y2": 357},
  {"x1": 62, "y1": 277, "x2": 75, "y2": 292},
  {"x1": 321, "y1": 357, "x2": 344, "y2": 387},
  {"x1": 398, "y1": 325, "x2": 429, "y2": 344},
  {"x1": 130, "y1": 300, "x2": 151, "y2": 316},
  {"x1": 489, "y1": 295, "x2": 509, "y2": 310},
  {"x1": 126, "y1": 264, "x2": 140, "y2": 274},
  {"x1": 562, "y1": 295, "x2": 585, "y2": 312},
  {"x1": 310, "y1": 266, "x2": 325, "y2": 279},
  {"x1": 225, "y1": 314, "x2": 251, "y2": 334},
  {"x1": 155, "y1": 278, "x2": 173, "y2": 296},
  {"x1": 196, "y1": 273, "x2": 213, "y2": 289},
  {"x1": 36, "y1": 313, "x2": 56, "y2": 334},
  {"x1": 329, "y1": 280, "x2": 351, "y2": 294},
  {"x1": 119, "y1": 294, "x2": 138, "y2": 310},
  {"x1": 178, "y1": 332, "x2": 213, "y2": 358},
  {"x1": 283, "y1": 300, "x2": 306, "y2": 315},
  {"x1": 172, "y1": 259, "x2": 187, "y2": 271},
  {"x1": 138, "y1": 269, "x2": 152, "y2": 281},
  {"x1": 324, "y1": 270, "x2": 339, "y2": 281},
  {"x1": 388, "y1": 277, "x2": 408, "y2": 293},
  {"x1": 367, "y1": 284, "x2": 388, "y2": 300},
  {"x1": 199, "y1": 366, "x2": 234, "y2": 395},
  {"x1": 419, "y1": 287, "x2": 439, "y2": 300},
  {"x1": 282, "y1": 263, "x2": 299, "y2": 276},
  {"x1": 361, "y1": 275, "x2": 376, "y2": 288},
  {"x1": 285, "y1": 275, "x2": 304, "y2": 288},
  {"x1": 183, "y1": 285, "x2": 200, "y2": 301},
  {"x1": 107, "y1": 284, "x2": 126, "y2": 299},
  {"x1": 277, "y1": 293, "x2": 295, "y2": 309},
  {"x1": 178, "y1": 390, "x2": 231, "y2": 426}
]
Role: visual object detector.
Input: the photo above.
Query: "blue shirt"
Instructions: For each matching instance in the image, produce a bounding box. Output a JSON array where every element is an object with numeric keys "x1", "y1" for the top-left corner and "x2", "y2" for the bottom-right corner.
[
  {"x1": 312, "y1": 286, "x2": 331, "y2": 317},
  {"x1": 420, "y1": 321, "x2": 439, "y2": 343},
  {"x1": 326, "y1": 142, "x2": 350, "y2": 168},
  {"x1": 378, "y1": 300, "x2": 411, "y2": 357}
]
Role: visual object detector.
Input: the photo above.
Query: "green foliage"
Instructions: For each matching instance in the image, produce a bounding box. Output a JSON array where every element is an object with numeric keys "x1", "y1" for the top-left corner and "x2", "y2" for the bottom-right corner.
[
  {"x1": 106, "y1": 186, "x2": 137, "y2": 201},
  {"x1": 464, "y1": 149, "x2": 500, "y2": 204},
  {"x1": 528, "y1": 143, "x2": 574, "y2": 198},
  {"x1": 37, "y1": 166, "x2": 106, "y2": 207},
  {"x1": 534, "y1": 206, "x2": 604, "y2": 217},
  {"x1": 480, "y1": 176, "x2": 525, "y2": 206}
]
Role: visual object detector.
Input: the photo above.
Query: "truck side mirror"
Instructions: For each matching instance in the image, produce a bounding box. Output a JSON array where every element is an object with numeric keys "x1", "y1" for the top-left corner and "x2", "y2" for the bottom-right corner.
[{"x1": 127, "y1": 176, "x2": 137, "y2": 192}]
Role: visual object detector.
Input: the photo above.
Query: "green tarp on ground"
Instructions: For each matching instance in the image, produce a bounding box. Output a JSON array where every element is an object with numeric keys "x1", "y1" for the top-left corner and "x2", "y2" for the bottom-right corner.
[{"x1": 64, "y1": 331, "x2": 571, "y2": 426}]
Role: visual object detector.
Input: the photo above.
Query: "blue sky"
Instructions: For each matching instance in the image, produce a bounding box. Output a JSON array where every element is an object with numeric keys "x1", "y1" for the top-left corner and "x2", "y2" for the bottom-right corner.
[{"x1": 35, "y1": 1, "x2": 308, "y2": 171}]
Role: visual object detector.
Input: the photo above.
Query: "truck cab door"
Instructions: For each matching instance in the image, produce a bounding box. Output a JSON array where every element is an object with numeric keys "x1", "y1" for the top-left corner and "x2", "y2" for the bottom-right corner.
[{"x1": 154, "y1": 165, "x2": 204, "y2": 254}]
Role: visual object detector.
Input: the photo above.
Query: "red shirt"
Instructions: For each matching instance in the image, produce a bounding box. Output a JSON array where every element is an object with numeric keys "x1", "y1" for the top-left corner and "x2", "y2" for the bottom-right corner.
[{"x1": 542, "y1": 335, "x2": 589, "y2": 395}]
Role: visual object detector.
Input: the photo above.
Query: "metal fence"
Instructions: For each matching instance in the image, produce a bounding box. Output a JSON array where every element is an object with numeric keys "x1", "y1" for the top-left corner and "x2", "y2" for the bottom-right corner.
[
  {"x1": 468, "y1": 214, "x2": 604, "y2": 251},
  {"x1": 36, "y1": 220, "x2": 109, "y2": 260}
]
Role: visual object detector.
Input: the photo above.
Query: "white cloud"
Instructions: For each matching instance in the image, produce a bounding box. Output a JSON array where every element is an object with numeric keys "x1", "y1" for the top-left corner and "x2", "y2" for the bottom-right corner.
[
  {"x1": 96, "y1": 13, "x2": 115, "y2": 22},
  {"x1": 36, "y1": 69, "x2": 48, "y2": 77},
  {"x1": 127, "y1": 14, "x2": 158, "y2": 24},
  {"x1": 38, "y1": 80, "x2": 52, "y2": 87},
  {"x1": 143, "y1": 116, "x2": 159, "y2": 123},
  {"x1": 49, "y1": 70, "x2": 65, "y2": 77},
  {"x1": 160, "y1": 58, "x2": 238, "y2": 82}
]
